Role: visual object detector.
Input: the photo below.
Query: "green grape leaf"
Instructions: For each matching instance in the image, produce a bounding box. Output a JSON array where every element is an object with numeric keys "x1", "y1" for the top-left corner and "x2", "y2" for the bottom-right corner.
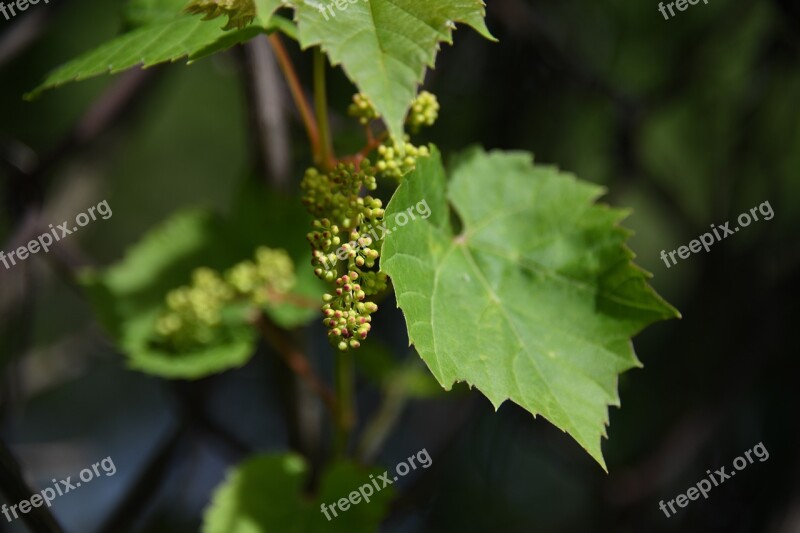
[
  {"x1": 380, "y1": 147, "x2": 679, "y2": 469},
  {"x1": 80, "y1": 186, "x2": 324, "y2": 379},
  {"x1": 203, "y1": 453, "x2": 393, "y2": 532},
  {"x1": 292, "y1": 0, "x2": 494, "y2": 141},
  {"x1": 26, "y1": 0, "x2": 285, "y2": 99}
]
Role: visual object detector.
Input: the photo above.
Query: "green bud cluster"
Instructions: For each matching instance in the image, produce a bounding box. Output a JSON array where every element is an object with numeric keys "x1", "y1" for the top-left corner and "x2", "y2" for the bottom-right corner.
[
  {"x1": 301, "y1": 163, "x2": 377, "y2": 222},
  {"x1": 301, "y1": 162, "x2": 392, "y2": 351},
  {"x1": 306, "y1": 197, "x2": 387, "y2": 276},
  {"x1": 308, "y1": 218, "x2": 342, "y2": 283},
  {"x1": 347, "y1": 93, "x2": 379, "y2": 125},
  {"x1": 154, "y1": 247, "x2": 295, "y2": 352},
  {"x1": 321, "y1": 271, "x2": 379, "y2": 351},
  {"x1": 302, "y1": 90, "x2": 441, "y2": 350},
  {"x1": 406, "y1": 91, "x2": 439, "y2": 133},
  {"x1": 226, "y1": 247, "x2": 296, "y2": 304},
  {"x1": 373, "y1": 90, "x2": 438, "y2": 179},
  {"x1": 154, "y1": 268, "x2": 234, "y2": 352},
  {"x1": 375, "y1": 140, "x2": 431, "y2": 180},
  {"x1": 303, "y1": 163, "x2": 384, "y2": 272},
  {"x1": 357, "y1": 269, "x2": 389, "y2": 295}
]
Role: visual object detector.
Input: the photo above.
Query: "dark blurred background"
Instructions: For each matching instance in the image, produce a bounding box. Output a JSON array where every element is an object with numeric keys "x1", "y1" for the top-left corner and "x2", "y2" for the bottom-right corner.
[{"x1": 1, "y1": 0, "x2": 799, "y2": 531}]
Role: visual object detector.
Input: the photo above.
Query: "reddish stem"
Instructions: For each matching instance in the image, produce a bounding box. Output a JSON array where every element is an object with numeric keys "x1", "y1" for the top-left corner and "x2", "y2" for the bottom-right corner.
[
  {"x1": 267, "y1": 34, "x2": 321, "y2": 160},
  {"x1": 253, "y1": 313, "x2": 337, "y2": 415},
  {"x1": 341, "y1": 129, "x2": 388, "y2": 170}
]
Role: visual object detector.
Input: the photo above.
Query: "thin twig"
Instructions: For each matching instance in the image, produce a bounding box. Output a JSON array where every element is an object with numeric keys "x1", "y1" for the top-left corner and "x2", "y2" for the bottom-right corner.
[
  {"x1": 252, "y1": 313, "x2": 336, "y2": 415},
  {"x1": 268, "y1": 34, "x2": 320, "y2": 161},
  {"x1": 342, "y1": 129, "x2": 388, "y2": 169},
  {"x1": 265, "y1": 290, "x2": 320, "y2": 310}
]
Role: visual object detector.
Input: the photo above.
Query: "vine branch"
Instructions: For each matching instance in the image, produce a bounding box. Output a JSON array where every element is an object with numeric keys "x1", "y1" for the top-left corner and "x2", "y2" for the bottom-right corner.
[
  {"x1": 267, "y1": 34, "x2": 320, "y2": 161},
  {"x1": 343, "y1": 129, "x2": 388, "y2": 170},
  {"x1": 313, "y1": 47, "x2": 335, "y2": 170}
]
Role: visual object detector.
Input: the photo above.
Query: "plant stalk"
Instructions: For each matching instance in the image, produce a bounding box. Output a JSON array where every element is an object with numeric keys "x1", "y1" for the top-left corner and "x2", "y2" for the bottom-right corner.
[
  {"x1": 267, "y1": 34, "x2": 320, "y2": 160},
  {"x1": 334, "y1": 349, "x2": 356, "y2": 456},
  {"x1": 313, "y1": 47, "x2": 334, "y2": 170}
]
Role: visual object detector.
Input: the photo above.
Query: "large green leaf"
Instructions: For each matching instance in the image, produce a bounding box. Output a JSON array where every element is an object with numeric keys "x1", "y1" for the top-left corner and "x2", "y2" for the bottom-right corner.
[
  {"x1": 81, "y1": 186, "x2": 324, "y2": 379},
  {"x1": 202, "y1": 453, "x2": 393, "y2": 532},
  {"x1": 26, "y1": 0, "x2": 285, "y2": 99},
  {"x1": 381, "y1": 147, "x2": 679, "y2": 468},
  {"x1": 292, "y1": 0, "x2": 494, "y2": 141}
]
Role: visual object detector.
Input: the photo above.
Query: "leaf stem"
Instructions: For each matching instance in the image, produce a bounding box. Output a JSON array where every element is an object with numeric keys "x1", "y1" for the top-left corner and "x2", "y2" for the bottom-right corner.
[
  {"x1": 334, "y1": 349, "x2": 356, "y2": 456},
  {"x1": 342, "y1": 129, "x2": 388, "y2": 170},
  {"x1": 313, "y1": 47, "x2": 335, "y2": 170},
  {"x1": 267, "y1": 34, "x2": 320, "y2": 159}
]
